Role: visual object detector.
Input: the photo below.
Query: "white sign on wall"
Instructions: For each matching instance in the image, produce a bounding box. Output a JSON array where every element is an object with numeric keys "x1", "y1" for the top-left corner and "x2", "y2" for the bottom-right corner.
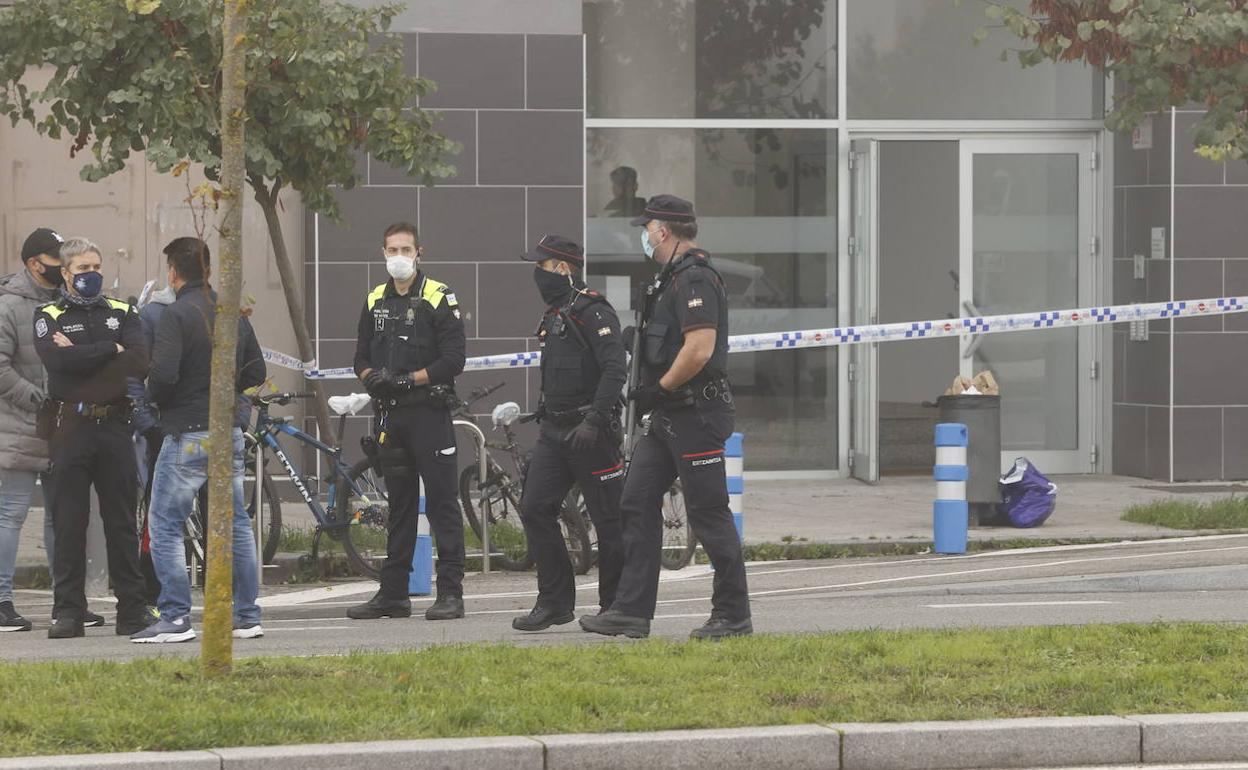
[{"x1": 1132, "y1": 119, "x2": 1153, "y2": 150}]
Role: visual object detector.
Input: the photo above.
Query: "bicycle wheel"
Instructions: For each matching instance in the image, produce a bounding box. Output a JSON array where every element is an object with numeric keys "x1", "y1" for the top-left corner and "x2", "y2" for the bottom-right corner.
[
  {"x1": 558, "y1": 497, "x2": 593, "y2": 576},
  {"x1": 459, "y1": 463, "x2": 532, "y2": 571},
  {"x1": 335, "y1": 457, "x2": 390, "y2": 579},
  {"x1": 244, "y1": 472, "x2": 283, "y2": 565},
  {"x1": 660, "y1": 480, "x2": 697, "y2": 570}
]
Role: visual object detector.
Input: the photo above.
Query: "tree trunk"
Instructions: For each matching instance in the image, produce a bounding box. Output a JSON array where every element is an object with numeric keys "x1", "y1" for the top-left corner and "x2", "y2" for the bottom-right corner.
[
  {"x1": 203, "y1": 0, "x2": 248, "y2": 678},
  {"x1": 252, "y1": 181, "x2": 338, "y2": 448}
]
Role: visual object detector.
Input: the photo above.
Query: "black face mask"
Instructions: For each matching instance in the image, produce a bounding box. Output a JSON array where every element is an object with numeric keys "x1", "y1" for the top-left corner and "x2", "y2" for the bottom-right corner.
[
  {"x1": 36, "y1": 261, "x2": 64, "y2": 287},
  {"x1": 533, "y1": 266, "x2": 573, "y2": 306}
]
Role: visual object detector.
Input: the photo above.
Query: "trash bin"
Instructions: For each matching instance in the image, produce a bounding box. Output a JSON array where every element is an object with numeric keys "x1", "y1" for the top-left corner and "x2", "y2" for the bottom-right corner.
[{"x1": 937, "y1": 394, "x2": 1001, "y2": 526}]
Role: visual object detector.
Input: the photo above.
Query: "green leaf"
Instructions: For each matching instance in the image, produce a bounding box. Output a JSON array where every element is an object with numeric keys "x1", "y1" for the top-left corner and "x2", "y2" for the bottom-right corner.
[
  {"x1": 1109, "y1": 0, "x2": 1131, "y2": 12},
  {"x1": 124, "y1": 0, "x2": 161, "y2": 15},
  {"x1": 1076, "y1": 21, "x2": 1094, "y2": 41},
  {"x1": 984, "y1": 5, "x2": 1003, "y2": 20},
  {"x1": 972, "y1": 26, "x2": 989, "y2": 44}
]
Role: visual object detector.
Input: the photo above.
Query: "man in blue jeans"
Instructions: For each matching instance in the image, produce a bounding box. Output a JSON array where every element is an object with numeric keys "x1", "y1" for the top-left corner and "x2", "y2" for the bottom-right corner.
[{"x1": 131, "y1": 238, "x2": 266, "y2": 644}]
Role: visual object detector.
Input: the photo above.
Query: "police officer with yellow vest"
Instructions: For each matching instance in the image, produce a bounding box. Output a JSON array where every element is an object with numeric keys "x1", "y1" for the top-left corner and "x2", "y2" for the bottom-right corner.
[
  {"x1": 348, "y1": 222, "x2": 467, "y2": 621},
  {"x1": 33, "y1": 238, "x2": 152, "y2": 639},
  {"x1": 513, "y1": 235, "x2": 626, "y2": 632},
  {"x1": 579, "y1": 195, "x2": 752, "y2": 641}
]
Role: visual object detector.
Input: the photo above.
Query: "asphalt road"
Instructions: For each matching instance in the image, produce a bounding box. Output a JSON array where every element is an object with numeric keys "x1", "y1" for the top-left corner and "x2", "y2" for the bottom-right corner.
[{"x1": 7, "y1": 533, "x2": 1248, "y2": 663}]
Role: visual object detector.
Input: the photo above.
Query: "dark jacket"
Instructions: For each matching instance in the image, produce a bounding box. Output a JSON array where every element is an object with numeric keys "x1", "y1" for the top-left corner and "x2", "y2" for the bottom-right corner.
[
  {"x1": 536, "y1": 288, "x2": 626, "y2": 416},
  {"x1": 146, "y1": 281, "x2": 266, "y2": 434},
  {"x1": 34, "y1": 293, "x2": 148, "y2": 405},
  {"x1": 640, "y1": 249, "x2": 729, "y2": 387},
  {"x1": 127, "y1": 286, "x2": 174, "y2": 434},
  {"x1": 353, "y1": 272, "x2": 466, "y2": 386},
  {"x1": 0, "y1": 270, "x2": 57, "y2": 470}
]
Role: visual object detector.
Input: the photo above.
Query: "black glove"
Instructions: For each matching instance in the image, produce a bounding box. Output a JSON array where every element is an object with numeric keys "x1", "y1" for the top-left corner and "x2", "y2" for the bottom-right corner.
[
  {"x1": 566, "y1": 410, "x2": 608, "y2": 452},
  {"x1": 629, "y1": 383, "x2": 694, "y2": 413},
  {"x1": 362, "y1": 368, "x2": 393, "y2": 396},
  {"x1": 386, "y1": 370, "x2": 416, "y2": 393},
  {"x1": 621, "y1": 325, "x2": 636, "y2": 352}
]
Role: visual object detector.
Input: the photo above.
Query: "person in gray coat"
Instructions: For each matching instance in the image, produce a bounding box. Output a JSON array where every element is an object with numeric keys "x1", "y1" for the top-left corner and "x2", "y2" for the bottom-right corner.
[{"x1": 0, "y1": 229, "x2": 63, "y2": 631}]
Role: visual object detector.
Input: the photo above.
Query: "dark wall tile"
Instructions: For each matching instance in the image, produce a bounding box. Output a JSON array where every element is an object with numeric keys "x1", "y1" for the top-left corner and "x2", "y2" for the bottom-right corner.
[
  {"x1": 419, "y1": 186, "x2": 526, "y2": 262},
  {"x1": 1225, "y1": 407, "x2": 1248, "y2": 479},
  {"x1": 1122, "y1": 334, "x2": 1170, "y2": 405},
  {"x1": 1223, "y1": 261, "x2": 1248, "y2": 331},
  {"x1": 1173, "y1": 407, "x2": 1223, "y2": 481},
  {"x1": 372, "y1": 111, "x2": 477, "y2": 186},
  {"x1": 316, "y1": 263, "x2": 373, "y2": 342},
  {"x1": 317, "y1": 188, "x2": 420, "y2": 262},
  {"x1": 1145, "y1": 262, "x2": 1171, "y2": 303},
  {"x1": 477, "y1": 262, "x2": 547, "y2": 337},
  {"x1": 1173, "y1": 333, "x2": 1248, "y2": 405},
  {"x1": 1147, "y1": 112, "x2": 1171, "y2": 187},
  {"x1": 478, "y1": 111, "x2": 583, "y2": 186},
  {"x1": 1122, "y1": 187, "x2": 1170, "y2": 260},
  {"x1": 1112, "y1": 403, "x2": 1146, "y2": 477},
  {"x1": 1174, "y1": 112, "x2": 1225, "y2": 185},
  {"x1": 1112, "y1": 187, "x2": 1124, "y2": 261},
  {"x1": 456, "y1": 337, "x2": 532, "y2": 420},
  {"x1": 419, "y1": 33, "x2": 525, "y2": 108},
  {"x1": 1112, "y1": 258, "x2": 1144, "y2": 305},
  {"x1": 527, "y1": 34, "x2": 583, "y2": 109},
  {"x1": 1174, "y1": 187, "x2": 1248, "y2": 260},
  {"x1": 1112, "y1": 331, "x2": 1125, "y2": 403},
  {"x1": 1228, "y1": 159, "x2": 1248, "y2": 184},
  {"x1": 1146, "y1": 404, "x2": 1170, "y2": 480},
  {"x1": 1174, "y1": 260, "x2": 1223, "y2": 332},
  {"x1": 527, "y1": 187, "x2": 583, "y2": 247},
  {"x1": 1112, "y1": 128, "x2": 1147, "y2": 187}
]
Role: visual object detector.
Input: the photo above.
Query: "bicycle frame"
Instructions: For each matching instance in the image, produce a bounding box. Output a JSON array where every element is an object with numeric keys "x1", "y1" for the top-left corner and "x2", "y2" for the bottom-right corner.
[{"x1": 250, "y1": 410, "x2": 359, "y2": 534}]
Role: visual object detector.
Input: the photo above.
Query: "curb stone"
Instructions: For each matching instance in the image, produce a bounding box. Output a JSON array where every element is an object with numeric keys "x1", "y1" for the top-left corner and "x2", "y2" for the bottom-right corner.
[{"x1": 5, "y1": 714, "x2": 1248, "y2": 769}]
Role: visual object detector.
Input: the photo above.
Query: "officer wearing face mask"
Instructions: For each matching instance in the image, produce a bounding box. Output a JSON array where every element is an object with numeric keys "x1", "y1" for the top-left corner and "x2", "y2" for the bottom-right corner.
[
  {"x1": 348, "y1": 222, "x2": 467, "y2": 622},
  {"x1": 579, "y1": 195, "x2": 751, "y2": 641},
  {"x1": 512, "y1": 235, "x2": 626, "y2": 632},
  {"x1": 33, "y1": 237, "x2": 152, "y2": 639}
]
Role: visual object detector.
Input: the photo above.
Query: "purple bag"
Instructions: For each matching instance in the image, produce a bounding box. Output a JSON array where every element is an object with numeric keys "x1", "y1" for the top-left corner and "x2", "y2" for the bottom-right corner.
[{"x1": 997, "y1": 457, "x2": 1057, "y2": 528}]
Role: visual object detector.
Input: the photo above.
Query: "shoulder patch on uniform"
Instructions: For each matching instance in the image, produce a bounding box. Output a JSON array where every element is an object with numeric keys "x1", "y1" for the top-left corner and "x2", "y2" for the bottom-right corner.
[
  {"x1": 35, "y1": 317, "x2": 48, "y2": 338},
  {"x1": 597, "y1": 326, "x2": 612, "y2": 336},
  {"x1": 366, "y1": 283, "x2": 387, "y2": 311},
  {"x1": 106, "y1": 298, "x2": 131, "y2": 312},
  {"x1": 687, "y1": 297, "x2": 704, "y2": 308},
  {"x1": 39, "y1": 303, "x2": 65, "y2": 321},
  {"x1": 445, "y1": 292, "x2": 458, "y2": 305}
]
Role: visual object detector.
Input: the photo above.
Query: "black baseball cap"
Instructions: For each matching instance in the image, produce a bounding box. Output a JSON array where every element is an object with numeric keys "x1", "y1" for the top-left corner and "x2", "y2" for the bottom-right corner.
[
  {"x1": 21, "y1": 228, "x2": 64, "y2": 263},
  {"x1": 521, "y1": 234, "x2": 585, "y2": 267},
  {"x1": 629, "y1": 194, "x2": 696, "y2": 226}
]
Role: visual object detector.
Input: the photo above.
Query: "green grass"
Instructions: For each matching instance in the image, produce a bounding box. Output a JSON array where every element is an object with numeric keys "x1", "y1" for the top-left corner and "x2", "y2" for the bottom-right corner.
[
  {"x1": 5, "y1": 623, "x2": 1248, "y2": 757},
  {"x1": 736, "y1": 537, "x2": 1116, "y2": 563},
  {"x1": 1122, "y1": 497, "x2": 1248, "y2": 531}
]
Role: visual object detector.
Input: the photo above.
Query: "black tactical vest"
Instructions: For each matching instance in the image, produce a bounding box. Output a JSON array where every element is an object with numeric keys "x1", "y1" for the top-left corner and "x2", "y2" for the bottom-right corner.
[
  {"x1": 537, "y1": 291, "x2": 608, "y2": 412},
  {"x1": 640, "y1": 249, "x2": 729, "y2": 386}
]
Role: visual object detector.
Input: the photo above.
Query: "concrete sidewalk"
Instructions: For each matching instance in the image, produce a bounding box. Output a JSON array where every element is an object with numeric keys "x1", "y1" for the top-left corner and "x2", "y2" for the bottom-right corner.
[
  {"x1": 9, "y1": 475, "x2": 1237, "y2": 571},
  {"x1": 4, "y1": 713, "x2": 1248, "y2": 769}
]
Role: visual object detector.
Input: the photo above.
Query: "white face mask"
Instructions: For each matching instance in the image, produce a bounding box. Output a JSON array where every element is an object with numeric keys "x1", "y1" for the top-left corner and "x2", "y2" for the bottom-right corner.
[{"x1": 385, "y1": 255, "x2": 416, "y2": 281}]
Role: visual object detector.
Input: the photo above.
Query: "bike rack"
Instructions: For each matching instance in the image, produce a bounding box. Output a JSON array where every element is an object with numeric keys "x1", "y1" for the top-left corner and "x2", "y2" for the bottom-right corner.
[{"x1": 453, "y1": 419, "x2": 491, "y2": 574}]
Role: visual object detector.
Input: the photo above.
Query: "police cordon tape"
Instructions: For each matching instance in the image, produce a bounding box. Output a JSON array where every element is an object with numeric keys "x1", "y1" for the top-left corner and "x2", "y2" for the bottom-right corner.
[{"x1": 260, "y1": 295, "x2": 1248, "y2": 380}]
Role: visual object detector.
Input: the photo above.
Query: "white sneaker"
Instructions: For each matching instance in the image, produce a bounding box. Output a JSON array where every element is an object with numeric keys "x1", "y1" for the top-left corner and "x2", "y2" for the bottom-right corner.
[
  {"x1": 232, "y1": 623, "x2": 263, "y2": 639},
  {"x1": 130, "y1": 615, "x2": 196, "y2": 644}
]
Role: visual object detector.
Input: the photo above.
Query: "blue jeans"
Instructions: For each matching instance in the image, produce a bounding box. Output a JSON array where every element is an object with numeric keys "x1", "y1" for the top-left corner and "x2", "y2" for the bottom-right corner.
[
  {"x1": 0, "y1": 469, "x2": 53, "y2": 604},
  {"x1": 149, "y1": 429, "x2": 259, "y2": 624}
]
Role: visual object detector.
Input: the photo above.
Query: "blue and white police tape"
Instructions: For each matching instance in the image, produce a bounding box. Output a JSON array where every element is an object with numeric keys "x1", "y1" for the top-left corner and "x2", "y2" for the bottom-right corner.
[
  {"x1": 261, "y1": 295, "x2": 1248, "y2": 378},
  {"x1": 726, "y1": 432, "x2": 744, "y2": 542},
  {"x1": 933, "y1": 423, "x2": 969, "y2": 555},
  {"x1": 409, "y1": 483, "x2": 432, "y2": 596}
]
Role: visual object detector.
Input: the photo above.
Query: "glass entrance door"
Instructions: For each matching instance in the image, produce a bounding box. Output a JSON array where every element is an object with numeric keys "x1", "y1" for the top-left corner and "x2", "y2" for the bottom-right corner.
[
  {"x1": 849, "y1": 138, "x2": 880, "y2": 482},
  {"x1": 958, "y1": 138, "x2": 1097, "y2": 474}
]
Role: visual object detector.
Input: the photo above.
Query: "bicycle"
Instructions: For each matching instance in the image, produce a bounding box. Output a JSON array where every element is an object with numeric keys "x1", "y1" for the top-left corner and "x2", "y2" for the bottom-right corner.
[{"x1": 454, "y1": 383, "x2": 592, "y2": 574}]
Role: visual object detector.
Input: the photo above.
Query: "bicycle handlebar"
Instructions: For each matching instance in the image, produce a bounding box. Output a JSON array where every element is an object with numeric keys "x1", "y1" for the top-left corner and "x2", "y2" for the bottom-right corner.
[
  {"x1": 459, "y1": 381, "x2": 506, "y2": 411},
  {"x1": 251, "y1": 391, "x2": 313, "y2": 407}
]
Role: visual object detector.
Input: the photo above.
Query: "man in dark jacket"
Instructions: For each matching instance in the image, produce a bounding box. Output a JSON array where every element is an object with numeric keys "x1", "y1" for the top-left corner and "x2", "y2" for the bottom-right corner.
[
  {"x1": 130, "y1": 238, "x2": 267, "y2": 644},
  {"x1": 0, "y1": 228, "x2": 62, "y2": 631}
]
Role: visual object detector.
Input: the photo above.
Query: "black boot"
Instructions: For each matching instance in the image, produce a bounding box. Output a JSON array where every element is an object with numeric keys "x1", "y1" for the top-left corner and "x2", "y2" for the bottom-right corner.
[
  {"x1": 47, "y1": 615, "x2": 84, "y2": 639},
  {"x1": 424, "y1": 594, "x2": 464, "y2": 620},
  {"x1": 689, "y1": 616, "x2": 753, "y2": 640},
  {"x1": 578, "y1": 609, "x2": 650, "y2": 638},
  {"x1": 0, "y1": 601, "x2": 31, "y2": 632},
  {"x1": 512, "y1": 605, "x2": 574, "y2": 632},
  {"x1": 346, "y1": 591, "x2": 412, "y2": 620}
]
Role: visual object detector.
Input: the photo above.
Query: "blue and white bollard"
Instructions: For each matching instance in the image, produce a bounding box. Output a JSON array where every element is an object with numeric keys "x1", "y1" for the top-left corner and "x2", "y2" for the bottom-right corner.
[
  {"x1": 726, "y1": 432, "x2": 744, "y2": 542},
  {"x1": 409, "y1": 480, "x2": 433, "y2": 596},
  {"x1": 933, "y1": 423, "x2": 969, "y2": 554}
]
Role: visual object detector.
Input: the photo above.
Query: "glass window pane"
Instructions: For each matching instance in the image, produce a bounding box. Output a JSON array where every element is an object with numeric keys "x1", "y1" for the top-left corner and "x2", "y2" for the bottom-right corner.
[
  {"x1": 585, "y1": 1, "x2": 837, "y2": 119},
  {"x1": 848, "y1": 0, "x2": 1104, "y2": 119},
  {"x1": 587, "y1": 128, "x2": 838, "y2": 471}
]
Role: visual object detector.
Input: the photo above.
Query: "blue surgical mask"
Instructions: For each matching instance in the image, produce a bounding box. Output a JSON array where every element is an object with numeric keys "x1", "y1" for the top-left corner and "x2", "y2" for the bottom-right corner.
[
  {"x1": 72, "y1": 271, "x2": 104, "y2": 299},
  {"x1": 641, "y1": 230, "x2": 656, "y2": 259}
]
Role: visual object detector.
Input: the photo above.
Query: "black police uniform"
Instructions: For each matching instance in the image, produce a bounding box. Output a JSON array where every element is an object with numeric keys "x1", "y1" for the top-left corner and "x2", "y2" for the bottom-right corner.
[
  {"x1": 353, "y1": 273, "x2": 466, "y2": 601},
  {"x1": 33, "y1": 293, "x2": 151, "y2": 631},
  {"x1": 521, "y1": 285, "x2": 627, "y2": 615},
  {"x1": 612, "y1": 248, "x2": 751, "y2": 624}
]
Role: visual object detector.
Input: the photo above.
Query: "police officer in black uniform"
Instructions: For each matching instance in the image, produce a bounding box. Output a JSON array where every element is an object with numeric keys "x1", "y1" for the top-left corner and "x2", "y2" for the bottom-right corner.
[
  {"x1": 580, "y1": 195, "x2": 752, "y2": 640},
  {"x1": 512, "y1": 235, "x2": 626, "y2": 631},
  {"x1": 33, "y1": 238, "x2": 151, "y2": 639},
  {"x1": 347, "y1": 222, "x2": 468, "y2": 621}
]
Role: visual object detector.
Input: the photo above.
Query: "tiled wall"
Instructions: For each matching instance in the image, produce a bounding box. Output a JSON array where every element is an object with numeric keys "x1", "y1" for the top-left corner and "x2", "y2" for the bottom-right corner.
[
  {"x1": 1113, "y1": 110, "x2": 1248, "y2": 480},
  {"x1": 305, "y1": 31, "x2": 585, "y2": 455}
]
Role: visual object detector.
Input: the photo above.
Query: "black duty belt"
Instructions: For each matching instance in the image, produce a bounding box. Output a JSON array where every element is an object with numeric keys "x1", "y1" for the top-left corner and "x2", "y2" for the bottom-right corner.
[
  {"x1": 58, "y1": 400, "x2": 132, "y2": 423},
  {"x1": 544, "y1": 405, "x2": 590, "y2": 427},
  {"x1": 693, "y1": 377, "x2": 732, "y2": 403}
]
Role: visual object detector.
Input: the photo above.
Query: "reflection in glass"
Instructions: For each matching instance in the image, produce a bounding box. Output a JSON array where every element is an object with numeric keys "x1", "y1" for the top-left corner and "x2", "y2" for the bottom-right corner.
[
  {"x1": 971, "y1": 154, "x2": 1080, "y2": 451},
  {"x1": 847, "y1": 0, "x2": 1103, "y2": 119},
  {"x1": 587, "y1": 128, "x2": 837, "y2": 470},
  {"x1": 584, "y1": 1, "x2": 837, "y2": 119}
]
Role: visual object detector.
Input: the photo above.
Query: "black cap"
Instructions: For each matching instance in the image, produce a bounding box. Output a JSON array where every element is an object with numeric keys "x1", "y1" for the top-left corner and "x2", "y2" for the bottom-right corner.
[
  {"x1": 21, "y1": 228, "x2": 64, "y2": 263},
  {"x1": 521, "y1": 234, "x2": 584, "y2": 267},
  {"x1": 629, "y1": 194, "x2": 696, "y2": 226}
]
